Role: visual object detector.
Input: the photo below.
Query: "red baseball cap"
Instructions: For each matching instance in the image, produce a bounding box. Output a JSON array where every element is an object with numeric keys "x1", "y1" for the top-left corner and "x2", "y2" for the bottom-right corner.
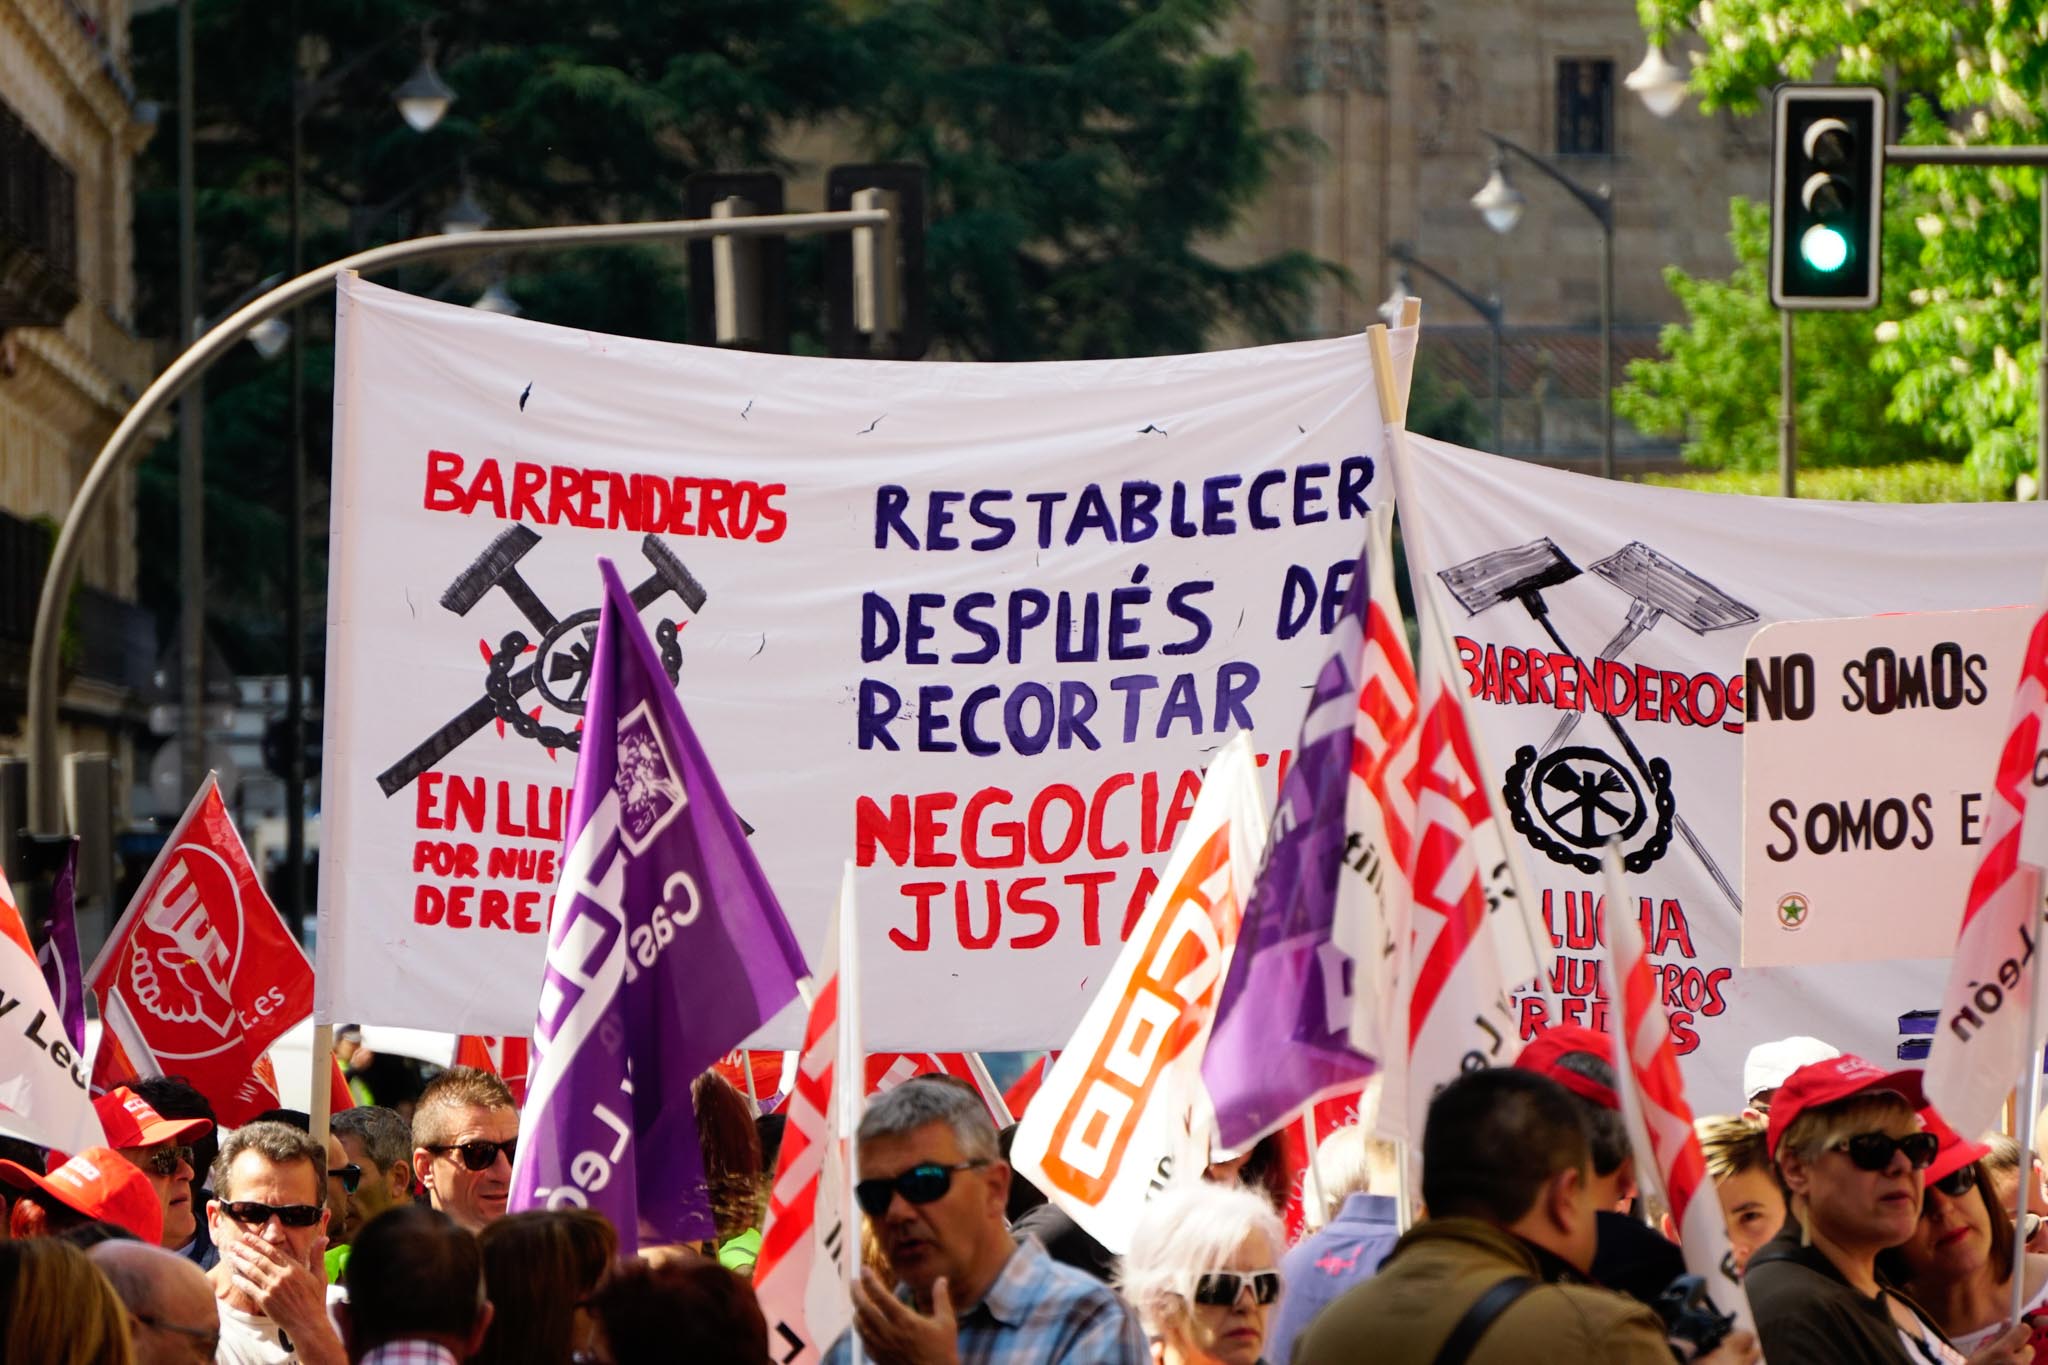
[
  {"x1": 1764, "y1": 1054, "x2": 1926, "y2": 1158},
  {"x1": 1515, "y1": 1024, "x2": 1621, "y2": 1110},
  {"x1": 93, "y1": 1086, "x2": 212, "y2": 1150},
  {"x1": 0, "y1": 1146, "x2": 163, "y2": 1244},
  {"x1": 1920, "y1": 1107, "x2": 1993, "y2": 1185}
]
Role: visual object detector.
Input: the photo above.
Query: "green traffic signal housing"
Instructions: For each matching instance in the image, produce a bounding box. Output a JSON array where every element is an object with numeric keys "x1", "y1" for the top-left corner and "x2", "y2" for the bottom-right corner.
[{"x1": 1770, "y1": 86, "x2": 1885, "y2": 310}]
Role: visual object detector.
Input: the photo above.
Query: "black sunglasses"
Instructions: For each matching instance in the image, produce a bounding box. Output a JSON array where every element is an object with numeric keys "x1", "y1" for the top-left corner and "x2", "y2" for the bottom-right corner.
[
  {"x1": 331, "y1": 1163, "x2": 362, "y2": 1194},
  {"x1": 137, "y1": 1144, "x2": 195, "y2": 1178},
  {"x1": 426, "y1": 1139, "x2": 516, "y2": 1172},
  {"x1": 1926, "y1": 1166, "x2": 1977, "y2": 1201},
  {"x1": 220, "y1": 1200, "x2": 324, "y2": 1229},
  {"x1": 1832, "y1": 1131, "x2": 1939, "y2": 1173},
  {"x1": 855, "y1": 1160, "x2": 989, "y2": 1217},
  {"x1": 1192, "y1": 1270, "x2": 1282, "y2": 1307}
]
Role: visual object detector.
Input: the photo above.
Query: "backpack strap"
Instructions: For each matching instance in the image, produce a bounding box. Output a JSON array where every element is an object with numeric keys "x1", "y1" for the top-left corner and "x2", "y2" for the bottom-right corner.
[{"x1": 1430, "y1": 1275, "x2": 1538, "y2": 1365}]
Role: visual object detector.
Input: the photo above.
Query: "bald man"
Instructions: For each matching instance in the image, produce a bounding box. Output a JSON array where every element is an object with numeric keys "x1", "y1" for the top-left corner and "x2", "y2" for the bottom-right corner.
[{"x1": 92, "y1": 1240, "x2": 222, "y2": 1365}]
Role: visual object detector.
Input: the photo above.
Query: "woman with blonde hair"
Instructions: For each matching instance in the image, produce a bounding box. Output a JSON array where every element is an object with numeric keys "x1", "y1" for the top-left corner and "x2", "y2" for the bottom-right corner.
[
  {"x1": 1118, "y1": 1181, "x2": 1285, "y2": 1365},
  {"x1": 0, "y1": 1237, "x2": 136, "y2": 1365},
  {"x1": 1743, "y1": 1055, "x2": 2030, "y2": 1365}
]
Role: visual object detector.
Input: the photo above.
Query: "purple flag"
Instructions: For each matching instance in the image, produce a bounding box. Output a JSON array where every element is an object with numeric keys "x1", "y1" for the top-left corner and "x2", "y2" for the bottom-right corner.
[
  {"x1": 1202, "y1": 536, "x2": 1381, "y2": 1148},
  {"x1": 508, "y1": 559, "x2": 810, "y2": 1252},
  {"x1": 35, "y1": 838, "x2": 85, "y2": 1055}
]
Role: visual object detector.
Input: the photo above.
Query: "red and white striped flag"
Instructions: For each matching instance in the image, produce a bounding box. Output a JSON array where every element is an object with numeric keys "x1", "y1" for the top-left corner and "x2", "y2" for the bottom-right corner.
[
  {"x1": 1603, "y1": 849, "x2": 1754, "y2": 1332},
  {"x1": 756, "y1": 867, "x2": 861, "y2": 1365},
  {"x1": 1927, "y1": 591, "x2": 2048, "y2": 1136},
  {"x1": 1332, "y1": 500, "x2": 1420, "y2": 1064},
  {"x1": 1377, "y1": 628, "x2": 1541, "y2": 1141}
]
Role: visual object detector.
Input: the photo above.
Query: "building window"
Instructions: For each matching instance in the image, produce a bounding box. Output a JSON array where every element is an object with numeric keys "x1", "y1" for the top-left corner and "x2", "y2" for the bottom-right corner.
[{"x1": 1556, "y1": 58, "x2": 1614, "y2": 156}]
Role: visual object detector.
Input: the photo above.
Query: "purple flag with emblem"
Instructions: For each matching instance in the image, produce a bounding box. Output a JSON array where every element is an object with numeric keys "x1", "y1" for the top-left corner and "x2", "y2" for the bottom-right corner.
[
  {"x1": 1202, "y1": 526, "x2": 1386, "y2": 1148},
  {"x1": 508, "y1": 558, "x2": 810, "y2": 1252},
  {"x1": 36, "y1": 838, "x2": 85, "y2": 1055}
]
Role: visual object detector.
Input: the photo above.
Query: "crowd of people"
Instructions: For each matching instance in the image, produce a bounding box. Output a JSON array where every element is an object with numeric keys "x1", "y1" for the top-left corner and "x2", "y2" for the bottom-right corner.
[{"x1": 2, "y1": 1026, "x2": 2045, "y2": 1364}]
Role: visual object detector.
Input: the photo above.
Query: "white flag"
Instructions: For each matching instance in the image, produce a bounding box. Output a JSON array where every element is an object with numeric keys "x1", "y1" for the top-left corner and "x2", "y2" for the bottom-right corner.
[
  {"x1": 1010, "y1": 733, "x2": 1269, "y2": 1253},
  {"x1": 0, "y1": 870, "x2": 106, "y2": 1153}
]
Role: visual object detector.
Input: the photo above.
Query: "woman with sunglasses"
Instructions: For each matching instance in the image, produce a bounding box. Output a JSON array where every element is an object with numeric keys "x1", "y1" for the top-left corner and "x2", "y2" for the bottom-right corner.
[
  {"x1": 1118, "y1": 1181, "x2": 1285, "y2": 1365},
  {"x1": 1880, "y1": 1112, "x2": 2048, "y2": 1358},
  {"x1": 1744, "y1": 1055, "x2": 2034, "y2": 1365}
]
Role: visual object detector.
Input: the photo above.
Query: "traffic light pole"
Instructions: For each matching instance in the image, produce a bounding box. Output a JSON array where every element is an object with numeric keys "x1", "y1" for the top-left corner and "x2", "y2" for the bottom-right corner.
[
  {"x1": 23, "y1": 206, "x2": 893, "y2": 838},
  {"x1": 1780, "y1": 311, "x2": 1796, "y2": 498}
]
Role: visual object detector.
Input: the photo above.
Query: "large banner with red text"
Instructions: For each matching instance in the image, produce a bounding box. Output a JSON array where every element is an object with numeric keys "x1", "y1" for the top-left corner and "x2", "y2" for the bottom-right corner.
[
  {"x1": 317, "y1": 277, "x2": 1409, "y2": 1046},
  {"x1": 1395, "y1": 434, "x2": 2048, "y2": 1109}
]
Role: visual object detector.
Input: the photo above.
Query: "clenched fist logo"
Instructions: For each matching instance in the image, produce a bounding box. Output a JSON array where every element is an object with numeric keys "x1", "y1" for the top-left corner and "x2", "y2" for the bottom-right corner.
[{"x1": 128, "y1": 849, "x2": 238, "y2": 1039}]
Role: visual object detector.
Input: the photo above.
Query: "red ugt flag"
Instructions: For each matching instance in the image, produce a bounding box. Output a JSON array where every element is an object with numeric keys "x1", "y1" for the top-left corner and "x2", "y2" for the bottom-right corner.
[{"x1": 90, "y1": 776, "x2": 317, "y2": 1125}]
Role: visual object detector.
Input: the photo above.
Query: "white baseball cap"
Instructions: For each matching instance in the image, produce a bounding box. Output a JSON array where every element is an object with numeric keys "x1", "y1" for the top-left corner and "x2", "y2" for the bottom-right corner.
[{"x1": 1743, "y1": 1035, "x2": 1842, "y2": 1103}]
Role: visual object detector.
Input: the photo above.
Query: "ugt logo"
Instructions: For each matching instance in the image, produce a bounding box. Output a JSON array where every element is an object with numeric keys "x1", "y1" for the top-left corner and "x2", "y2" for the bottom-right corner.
[{"x1": 126, "y1": 845, "x2": 242, "y2": 1054}]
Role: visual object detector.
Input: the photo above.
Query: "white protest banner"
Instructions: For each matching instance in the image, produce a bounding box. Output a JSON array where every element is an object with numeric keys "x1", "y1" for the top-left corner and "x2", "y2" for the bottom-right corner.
[
  {"x1": 1741, "y1": 608, "x2": 2032, "y2": 966},
  {"x1": 318, "y1": 276, "x2": 1404, "y2": 1045},
  {"x1": 1395, "y1": 433, "x2": 2048, "y2": 1106},
  {"x1": 0, "y1": 870, "x2": 105, "y2": 1153},
  {"x1": 1010, "y1": 732, "x2": 1267, "y2": 1254}
]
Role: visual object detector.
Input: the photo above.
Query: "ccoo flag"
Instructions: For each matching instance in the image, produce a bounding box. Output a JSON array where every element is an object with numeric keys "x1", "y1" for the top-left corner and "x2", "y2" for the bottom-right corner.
[
  {"x1": 508, "y1": 559, "x2": 810, "y2": 1252},
  {"x1": 1204, "y1": 523, "x2": 1391, "y2": 1149}
]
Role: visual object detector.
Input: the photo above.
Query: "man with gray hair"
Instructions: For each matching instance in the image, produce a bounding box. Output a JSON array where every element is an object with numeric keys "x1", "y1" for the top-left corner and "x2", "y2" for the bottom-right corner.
[
  {"x1": 207, "y1": 1120, "x2": 346, "y2": 1365},
  {"x1": 828, "y1": 1075, "x2": 1147, "y2": 1364},
  {"x1": 92, "y1": 1239, "x2": 222, "y2": 1365},
  {"x1": 331, "y1": 1107, "x2": 414, "y2": 1233},
  {"x1": 1265, "y1": 1123, "x2": 1401, "y2": 1365}
]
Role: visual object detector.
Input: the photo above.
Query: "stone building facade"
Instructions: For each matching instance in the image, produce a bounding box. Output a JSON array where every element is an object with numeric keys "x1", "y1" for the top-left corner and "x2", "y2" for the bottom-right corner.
[
  {"x1": 0, "y1": 0, "x2": 157, "y2": 844},
  {"x1": 1221, "y1": 0, "x2": 1774, "y2": 465}
]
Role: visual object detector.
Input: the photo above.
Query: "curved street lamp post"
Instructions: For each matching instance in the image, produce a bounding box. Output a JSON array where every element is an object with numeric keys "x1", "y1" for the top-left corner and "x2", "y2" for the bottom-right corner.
[{"x1": 1382, "y1": 241, "x2": 1505, "y2": 452}]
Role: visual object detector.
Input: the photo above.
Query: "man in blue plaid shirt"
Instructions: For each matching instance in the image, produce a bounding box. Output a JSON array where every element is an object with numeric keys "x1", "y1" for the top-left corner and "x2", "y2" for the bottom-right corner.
[{"x1": 826, "y1": 1079, "x2": 1148, "y2": 1365}]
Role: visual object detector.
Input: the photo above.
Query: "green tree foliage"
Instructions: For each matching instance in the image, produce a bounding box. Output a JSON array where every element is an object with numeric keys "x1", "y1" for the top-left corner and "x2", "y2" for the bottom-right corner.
[
  {"x1": 1618, "y1": 197, "x2": 1946, "y2": 470},
  {"x1": 1633, "y1": 0, "x2": 2044, "y2": 486},
  {"x1": 130, "y1": 0, "x2": 1331, "y2": 670},
  {"x1": 856, "y1": 0, "x2": 1335, "y2": 359}
]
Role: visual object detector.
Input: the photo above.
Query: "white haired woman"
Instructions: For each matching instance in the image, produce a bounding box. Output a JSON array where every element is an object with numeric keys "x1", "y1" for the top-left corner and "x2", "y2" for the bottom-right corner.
[
  {"x1": 1118, "y1": 1181, "x2": 1285, "y2": 1365},
  {"x1": 1743, "y1": 1055, "x2": 2033, "y2": 1365}
]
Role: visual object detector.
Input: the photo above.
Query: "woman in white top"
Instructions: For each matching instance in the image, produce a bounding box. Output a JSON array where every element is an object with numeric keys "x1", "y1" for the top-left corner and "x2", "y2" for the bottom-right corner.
[{"x1": 1882, "y1": 1110, "x2": 2048, "y2": 1358}]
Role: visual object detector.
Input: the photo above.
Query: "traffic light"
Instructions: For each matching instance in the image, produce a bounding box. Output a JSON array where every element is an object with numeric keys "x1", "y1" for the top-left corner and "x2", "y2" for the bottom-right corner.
[
  {"x1": 825, "y1": 164, "x2": 928, "y2": 359},
  {"x1": 684, "y1": 172, "x2": 790, "y2": 352},
  {"x1": 1770, "y1": 85, "x2": 1885, "y2": 310}
]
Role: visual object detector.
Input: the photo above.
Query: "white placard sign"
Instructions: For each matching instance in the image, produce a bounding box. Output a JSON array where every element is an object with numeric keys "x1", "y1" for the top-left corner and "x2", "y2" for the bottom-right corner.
[
  {"x1": 316, "y1": 277, "x2": 1408, "y2": 1047},
  {"x1": 1742, "y1": 608, "x2": 2032, "y2": 967}
]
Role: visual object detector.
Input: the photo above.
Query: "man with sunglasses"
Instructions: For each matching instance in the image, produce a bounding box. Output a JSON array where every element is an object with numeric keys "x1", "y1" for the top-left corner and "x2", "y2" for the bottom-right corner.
[
  {"x1": 826, "y1": 1077, "x2": 1148, "y2": 1364},
  {"x1": 95, "y1": 1084, "x2": 214, "y2": 1253},
  {"x1": 207, "y1": 1120, "x2": 347, "y2": 1365},
  {"x1": 410, "y1": 1066, "x2": 519, "y2": 1233}
]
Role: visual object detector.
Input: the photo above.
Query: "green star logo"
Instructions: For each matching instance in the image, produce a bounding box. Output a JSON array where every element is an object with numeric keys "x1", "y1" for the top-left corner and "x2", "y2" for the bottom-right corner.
[{"x1": 1777, "y1": 893, "x2": 1810, "y2": 930}]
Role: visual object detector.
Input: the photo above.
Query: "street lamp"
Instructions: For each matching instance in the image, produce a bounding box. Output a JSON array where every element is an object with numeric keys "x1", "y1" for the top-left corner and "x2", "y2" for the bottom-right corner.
[
  {"x1": 1383, "y1": 243, "x2": 1507, "y2": 453},
  {"x1": 1471, "y1": 129, "x2": 1615, "y2": 478},
  {"x1": 392, "y1": 52, "x2": 455, "y2": 134},
  {"x1": 441, "y1": 183, "x2": 490, "y2": 236},
  {"x1": 1625, "y1": 44, "x2": 1688, "y2": 119}
]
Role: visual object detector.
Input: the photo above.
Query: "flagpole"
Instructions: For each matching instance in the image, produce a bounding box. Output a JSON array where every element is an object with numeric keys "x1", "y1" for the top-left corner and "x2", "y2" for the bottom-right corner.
[
  {"x1": 740, "y1": 1050, "x2": 761, "y2": 1114},
  {"x1": 1299, "y1": 1110, "x2": 1325, "y2": 1227},
  {"x1": 309, "y1": 1022, "x2": 335, "y2": 1151},
  {"x1": 839, "y1": 863, "x2": 865, "y2": 1365},
  {"x1": 1393, "y1": 1139, "x2": 1415, "y2": 1232},
  {"x1": 964, "y1": 1053, "x2": 1014, "y2": 1128},
  {"x1": 2011, "y1": 868, "x2": 2047, "y2": 1326}
]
